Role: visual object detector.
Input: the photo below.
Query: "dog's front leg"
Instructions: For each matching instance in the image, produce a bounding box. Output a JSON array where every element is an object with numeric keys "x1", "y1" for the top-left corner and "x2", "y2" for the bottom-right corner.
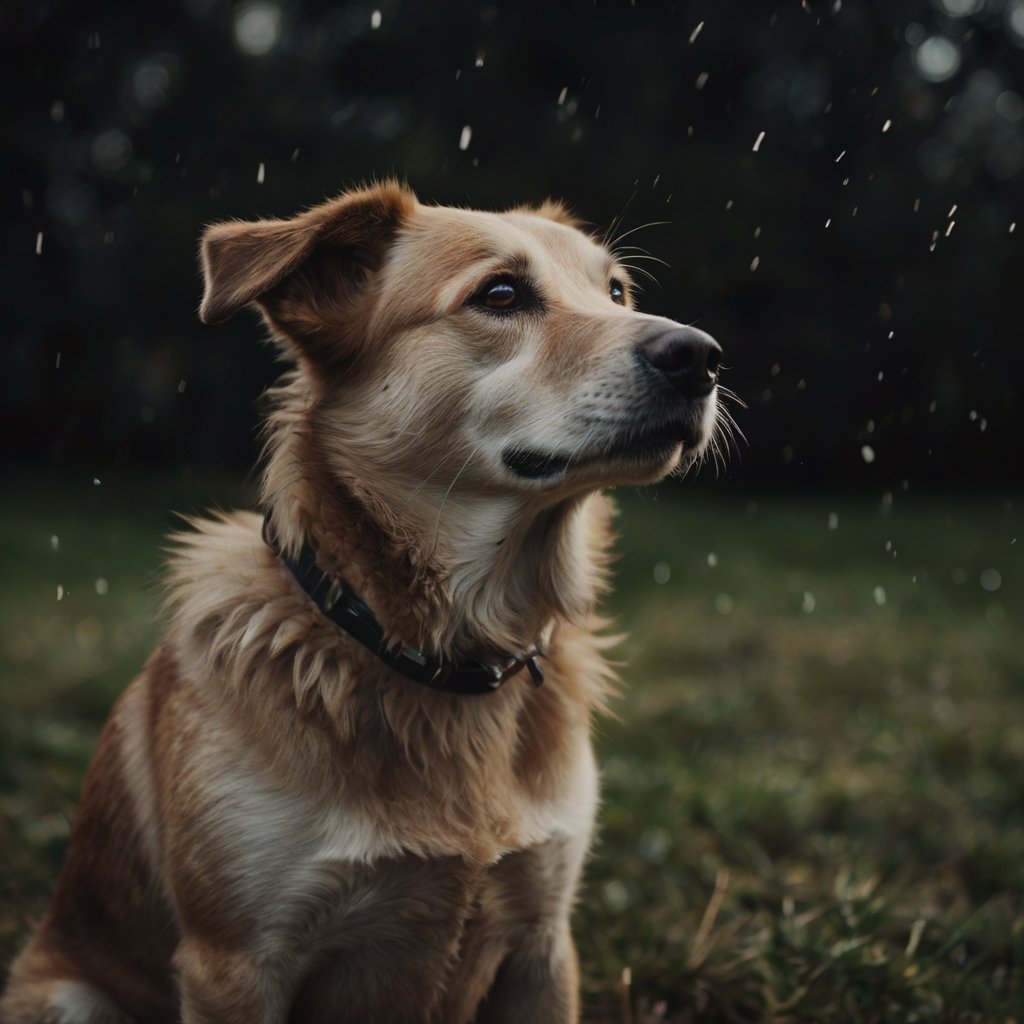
[
  {"x1": 175, "y1": 940, "x2": 295, "y2": 1024},
  {"x1": 475, "y1": 921, "x2": 580, "y2": 1024},
  {"x1": 464, "y1": 832, "x2": 588, "y2": 1024}
]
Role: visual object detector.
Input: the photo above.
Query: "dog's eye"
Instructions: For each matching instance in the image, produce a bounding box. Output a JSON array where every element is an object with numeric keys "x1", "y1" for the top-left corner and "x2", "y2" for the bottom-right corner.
[
  {"x1": 484, "y1": 282, "x2": 519, "y2": 310},
  {"x1": 609, "y1": 279, "x2": 627, "y2": 305},
  {"x1": 472, "y1": 276, "x2": 536, "y2": 314}
]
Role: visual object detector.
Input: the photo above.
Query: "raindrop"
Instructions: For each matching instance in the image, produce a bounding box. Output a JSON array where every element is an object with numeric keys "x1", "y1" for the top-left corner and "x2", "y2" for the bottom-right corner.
[
  {"x1": 945, "y1": 220, "x2": 955, "y2": 237},
  {"x1": 257, "y1": 161, "x2": 266, "y2": 184},
  {"x1": 695, "y1": 71, "x2": 709, "y2": 90},
  {"x1": 370, "y1": 9, "x2": 381, "y2": 29},
  {"x1": 51, "y1": 535, "x2": 59, "y2": 553},
  {"x1": 861, "y1": 445, "x2": 876, "y2": 464},
  {"x1": 558, "y1": 86, "x2": 567, "y2": 105},
  {"x1": 95, "y1": 578, "x2": 109, "y2": 596},
  {"x1": 715, "y1": 593, "x2": 734, "y2": 615},
  {"x1": 93, "y1": 477, "x2": 101, "y2": 486},
  {"x1": 882, "y1": 118, "x2": 892, "y2": 132},
  {"x1": 752, "y1": 130, "x2": 766, "y2": 152},
  {"x1": 177, "y1": 379, "x2": 187, "y2": 393},
  {"x1": 828, "y1": 512, "x2": 839, "y2": 530},
  {"x1": 802, "y1": 591, "x2": 816, "y2": 613},
  {"x1": 653, "y1": 562, "x2": 671, "y2": 584},
  {"x1": 835, "y1": 149, "x2": 846, "y2": 162},
  {"x1": 459, "y1": 125, "x2": 472, "y2": 150},
  {"x1": 35, "y1": 232, "x2": 43, "y2": 255},
  {"x1": 57, "y1": 585, "x2": 65, "y2": 602},
  {"x1": 689, "y1": 21, "x2": 704, "y2": 43},
  {"x1": 55, "y1": 352, "x2": 61, "y2": 369},
  {"x1": 707, "y1": 552, "x2": 718, "y2": 568},
  {"x1": 749, "y1": 255, "x2": 760, "y2": 271},
  {"x1": 873, "y1": 585, "x2": 887, "y2": 606}
]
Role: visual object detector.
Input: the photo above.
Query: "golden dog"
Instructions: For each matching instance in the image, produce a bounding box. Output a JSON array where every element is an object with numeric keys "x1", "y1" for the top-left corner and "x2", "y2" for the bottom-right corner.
[{"x1": 2, "y1": 182, "x2": 723, "y2": 1023}]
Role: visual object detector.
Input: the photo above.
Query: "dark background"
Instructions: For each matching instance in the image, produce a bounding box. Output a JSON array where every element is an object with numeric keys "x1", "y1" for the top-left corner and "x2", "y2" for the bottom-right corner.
[{"x1": 4, "y1": 0, "x2": 1023, "y2": 491}]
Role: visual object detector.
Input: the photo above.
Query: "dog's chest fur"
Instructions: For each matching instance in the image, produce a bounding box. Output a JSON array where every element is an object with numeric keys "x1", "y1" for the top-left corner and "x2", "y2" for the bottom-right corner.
[{"x1": 95, "y1": 511, "x2": 602, "y2": 1018}]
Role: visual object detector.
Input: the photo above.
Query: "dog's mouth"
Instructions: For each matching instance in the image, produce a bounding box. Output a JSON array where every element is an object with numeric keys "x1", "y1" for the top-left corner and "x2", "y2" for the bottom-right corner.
[{"x1": 501, "y1": 419, "x2": 696, "y2": 481}]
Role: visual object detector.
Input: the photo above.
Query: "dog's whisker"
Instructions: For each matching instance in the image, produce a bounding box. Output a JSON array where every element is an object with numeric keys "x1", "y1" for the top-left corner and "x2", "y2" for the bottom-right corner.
[
  {"x1": 614, "y1": 250, "x2": 672, "y2": 270},
  {"x1": 431, "y1": 445, "x2": 481, "y2": 554},
  {"x1": 607, "y1": 219, "x2": 671, "y2": 251},
  {"x1": 602, "y1": 190, "x2": 638, "y2": 248},
  {"x1": 618, "y1": 262, "x2": 660, "y2": 287},
  {"x1": 404, "y1": 439, "x2": 477, "y2": 507}
]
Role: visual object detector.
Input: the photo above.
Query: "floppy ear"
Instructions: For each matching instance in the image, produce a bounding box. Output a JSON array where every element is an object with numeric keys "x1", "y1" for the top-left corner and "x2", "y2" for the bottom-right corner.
[{"x1": 198, "y1": 181, "x2": 417, "y2": 326}]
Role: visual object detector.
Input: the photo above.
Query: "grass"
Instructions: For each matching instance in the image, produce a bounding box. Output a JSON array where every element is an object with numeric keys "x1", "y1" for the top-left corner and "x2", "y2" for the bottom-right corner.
[{"x1": 1, "y1": 476, "x2": 1022, "y2": 1021}]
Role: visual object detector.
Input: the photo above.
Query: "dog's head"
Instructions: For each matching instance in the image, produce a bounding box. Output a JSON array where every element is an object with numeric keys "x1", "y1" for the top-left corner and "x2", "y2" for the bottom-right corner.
[{"x1": 200, "y1": 181, "x2": 722, "y2": 508}]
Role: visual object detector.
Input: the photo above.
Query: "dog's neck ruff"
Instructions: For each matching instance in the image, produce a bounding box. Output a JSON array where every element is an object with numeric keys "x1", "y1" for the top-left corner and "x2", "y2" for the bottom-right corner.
[{"x1": 263, "y1": 515, "x2": 545, "y2": 696}]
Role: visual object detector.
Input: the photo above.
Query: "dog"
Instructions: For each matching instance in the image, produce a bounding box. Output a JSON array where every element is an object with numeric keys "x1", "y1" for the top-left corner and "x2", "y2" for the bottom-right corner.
[{"x1": 1, "y1": 181, "x2": 722, "y2": 1024}]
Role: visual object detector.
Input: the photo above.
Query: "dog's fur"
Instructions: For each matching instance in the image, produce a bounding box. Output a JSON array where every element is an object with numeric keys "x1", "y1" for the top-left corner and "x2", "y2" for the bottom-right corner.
[{"x1": 1, "y1": 182, "x2": 721, "y2": 1024}]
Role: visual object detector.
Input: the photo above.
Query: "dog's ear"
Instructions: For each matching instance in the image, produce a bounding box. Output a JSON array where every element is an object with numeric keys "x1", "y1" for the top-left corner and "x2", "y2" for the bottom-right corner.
[{"x1": 198, "y1": 181, "x2": 417, "y2": 328}]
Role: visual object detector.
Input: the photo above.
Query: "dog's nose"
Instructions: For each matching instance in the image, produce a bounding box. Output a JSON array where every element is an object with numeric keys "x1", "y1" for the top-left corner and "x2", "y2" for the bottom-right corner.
[{"x1": 636, "y1": 326, "x2": 722, "y2": 398}]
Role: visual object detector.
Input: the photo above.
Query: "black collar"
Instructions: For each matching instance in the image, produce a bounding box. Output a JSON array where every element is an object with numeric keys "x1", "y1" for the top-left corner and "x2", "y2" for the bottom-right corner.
[{"x1": 263, "y1": 515, "x2": 544, "y2": 696}]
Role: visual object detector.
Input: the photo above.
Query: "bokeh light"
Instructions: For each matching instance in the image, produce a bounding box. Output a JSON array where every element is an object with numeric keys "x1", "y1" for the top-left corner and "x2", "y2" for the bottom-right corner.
[
  {"x1": 913, "y1": 36, "x2": 962, "y2": 82},
  {"x1": 933, "y1": 0, "x2": 984, "y2": 16},
  {"x1": 91, "y1": 129, "x2": 133, "y2": 174},
  {"x1": 233, "y1": 2, "x2": 282, "y2": 57}
]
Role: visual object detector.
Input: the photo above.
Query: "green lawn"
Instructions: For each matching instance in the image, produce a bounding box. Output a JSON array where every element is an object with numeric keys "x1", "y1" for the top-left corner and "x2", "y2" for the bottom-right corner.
[{"x1": 2, "y1": 478, "x2": 1022, "y2": 1022}]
